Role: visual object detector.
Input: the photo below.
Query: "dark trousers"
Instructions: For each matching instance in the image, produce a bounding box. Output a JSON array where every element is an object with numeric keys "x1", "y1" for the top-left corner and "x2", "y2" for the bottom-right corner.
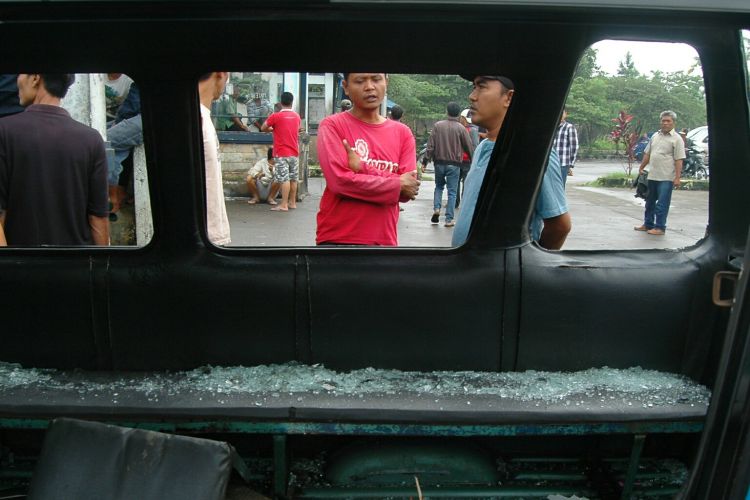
[{"x1": 456, "y1": 162, "x2": 471, "y2": 208}]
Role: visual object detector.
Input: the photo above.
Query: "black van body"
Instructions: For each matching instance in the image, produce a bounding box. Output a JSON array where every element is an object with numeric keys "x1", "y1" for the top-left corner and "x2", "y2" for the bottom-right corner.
[{"x1": 1, "y1": 0, "x2": 750, "y2": 498}]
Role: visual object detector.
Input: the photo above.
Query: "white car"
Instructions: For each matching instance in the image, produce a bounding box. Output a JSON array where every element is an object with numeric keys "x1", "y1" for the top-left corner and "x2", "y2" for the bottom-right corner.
[{"x1": 686, "y1": 125, "x2": 709, "y2": 158}]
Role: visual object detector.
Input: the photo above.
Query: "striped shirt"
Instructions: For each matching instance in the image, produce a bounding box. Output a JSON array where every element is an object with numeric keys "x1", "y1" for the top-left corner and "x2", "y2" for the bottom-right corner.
[{"x1": 553, "y1": 120, "x2": 579, "y2": 167}]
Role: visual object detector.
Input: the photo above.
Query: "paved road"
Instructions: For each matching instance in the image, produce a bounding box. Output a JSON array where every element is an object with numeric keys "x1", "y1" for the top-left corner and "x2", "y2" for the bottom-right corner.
[
  {"x1": 225, "y1": 160, "x2": 709, "y2": 250},
  {"x1": 564, "y1": 161, "x2": 708, "y2": 250}
]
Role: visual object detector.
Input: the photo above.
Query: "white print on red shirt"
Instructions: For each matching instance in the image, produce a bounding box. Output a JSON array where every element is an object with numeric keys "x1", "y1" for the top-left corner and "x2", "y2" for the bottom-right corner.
[{"x1": 354, "y1": 138, "x2": 400, "y2": 173}]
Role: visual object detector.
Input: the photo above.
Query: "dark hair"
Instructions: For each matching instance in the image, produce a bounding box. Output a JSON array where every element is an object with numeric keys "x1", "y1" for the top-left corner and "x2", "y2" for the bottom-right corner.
[
  {"x1": 390, "y1": 105, "x2": 404, "y2": 120},
  {"x1": 280, "y1": 92, "x2": 294, "y2": 106},
  {"x1": 40, "y1": 74, "x2": 75, "y2": 98},
  {"x1": 267, "y1": 147, "x2": 273, "y2": 161},
  {"x1": 446, "y1": 102, "x2": 461, "y2": 117},
  {"x1": 198, "y1": 73, "x2": 213, "y2": 82}
]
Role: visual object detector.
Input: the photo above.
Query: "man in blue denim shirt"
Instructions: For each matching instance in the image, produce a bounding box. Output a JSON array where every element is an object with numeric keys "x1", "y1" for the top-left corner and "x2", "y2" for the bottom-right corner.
[{"x1": 452, "y1": 75, "x2": 571, "y2": 249}]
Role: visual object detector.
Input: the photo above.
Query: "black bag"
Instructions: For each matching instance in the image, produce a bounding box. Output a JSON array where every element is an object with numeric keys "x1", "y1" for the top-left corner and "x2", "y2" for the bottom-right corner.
[{"x1": 633, "y1": 171, "x2": 649, "y2": 200}]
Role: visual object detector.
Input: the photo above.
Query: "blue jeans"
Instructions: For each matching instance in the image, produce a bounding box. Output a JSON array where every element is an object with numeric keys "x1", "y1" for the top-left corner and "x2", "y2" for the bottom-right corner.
[
  {"x1": 433, "y1": 163, "x2": 460, "y2": 222},
  {"x1": 644, "y1": 180, "x2": 674, "y2": 231},
  {"x1": 106, "y1": 114, "x2": 143, "y2": 185}
]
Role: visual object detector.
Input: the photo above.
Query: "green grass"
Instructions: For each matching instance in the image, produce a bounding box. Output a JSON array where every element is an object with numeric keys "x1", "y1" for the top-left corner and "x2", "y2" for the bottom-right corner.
[
  {"x1": 585, "y1": 172, "x2": 709, "y2": 191},
  {"x1": 585, "y1": 172, "x2": 634, "y2": 188}
]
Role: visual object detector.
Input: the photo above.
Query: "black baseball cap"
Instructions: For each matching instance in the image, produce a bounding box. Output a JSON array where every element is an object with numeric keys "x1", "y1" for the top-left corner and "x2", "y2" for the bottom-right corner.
[{"x1": 460, "y1": 74, "x2": 515, "y2": 90}]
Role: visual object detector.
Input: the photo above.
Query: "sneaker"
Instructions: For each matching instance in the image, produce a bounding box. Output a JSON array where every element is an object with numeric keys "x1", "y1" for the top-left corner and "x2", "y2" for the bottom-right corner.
[
  {"x1": 431, "y1": 211, "x2": 440, "y2": 224},
  {"x1": 647, "y1": 228, "x2": 665, "y2": 235},
  {"x1": 445, "y1": 220, "x2": 455, "y2": 227},
  {"x1": 634, "y1": 225, "x2": 649, "y2": 231}
]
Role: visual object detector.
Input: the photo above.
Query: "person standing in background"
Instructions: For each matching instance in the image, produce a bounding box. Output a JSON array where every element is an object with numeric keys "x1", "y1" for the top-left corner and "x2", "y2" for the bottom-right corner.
[
  {"x1": 389, "y1": 104, "x2": 404, "y2": 122},
  {"x1": 198, "y1": 72, "x2": 232, "y2": 245},
  {"x1": 316, "y1": 73, "x2": 419, "y2": 245},
  {"x1": 0, "y1": 74, "x2": 109, "y2": 245},
  {"x1": 452, "y1": 75, "x2": 570, "y2": 249},
  {"x1": 553, "y1": 107, "x2": 578, "y2": 187},
  {"x1": 421, "y1": 101, "x2": 473, "y2": 227},
  {"x1": 262, "y1": 92, "x2": 302, "y2": 212},
  {"x1": 634, "y1": 110, "x2": 685, "y2": 236}
]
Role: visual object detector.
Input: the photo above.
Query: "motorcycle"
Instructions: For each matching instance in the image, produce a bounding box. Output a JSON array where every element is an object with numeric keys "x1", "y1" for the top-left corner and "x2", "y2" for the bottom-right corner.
[{"x1": 682, "y1": 141, "x2": 709, "y2": 179}]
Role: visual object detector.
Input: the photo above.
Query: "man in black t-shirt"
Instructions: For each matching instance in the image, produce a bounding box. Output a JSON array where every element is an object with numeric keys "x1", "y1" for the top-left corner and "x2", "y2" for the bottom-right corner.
[{"x1": 0, "y1": 74, "x2": 109, "y2": 246}]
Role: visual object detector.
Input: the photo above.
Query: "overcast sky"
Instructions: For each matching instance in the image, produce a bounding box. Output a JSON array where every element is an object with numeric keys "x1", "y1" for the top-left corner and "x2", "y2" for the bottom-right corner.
[{"x1": 592, "y1": 40, "x2": 701, "y2": 76}]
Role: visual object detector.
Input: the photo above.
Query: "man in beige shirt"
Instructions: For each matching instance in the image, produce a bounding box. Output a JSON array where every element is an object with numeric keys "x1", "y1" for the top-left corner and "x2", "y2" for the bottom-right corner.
[
  {"x1": 198, "y1": 72, "x2": 231, "y2": 245},
  {"x1": 634, "y1": 110, "x2": 686, "y2": 236}
]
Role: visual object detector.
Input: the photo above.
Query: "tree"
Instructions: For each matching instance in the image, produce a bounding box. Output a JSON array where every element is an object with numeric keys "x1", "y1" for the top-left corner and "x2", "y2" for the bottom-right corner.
[
  {"x1": 610, "y1": 110, "x2": 633, "y2": 155},
  {"x1": 387, "y1": 74, "x2": 472, "y2": 140},
  {"x1": 574, "y1": 47, "x2": 601, "y2": 80},
  {"x1": 385, "y1": 52, "x2": 708, "y2": 155},
  {"x1": 617, "y1": 52, "x2": 639, "y2": 78},
  {"x1": 566, "y1": 76, "x2": 621, "y2": 147}
]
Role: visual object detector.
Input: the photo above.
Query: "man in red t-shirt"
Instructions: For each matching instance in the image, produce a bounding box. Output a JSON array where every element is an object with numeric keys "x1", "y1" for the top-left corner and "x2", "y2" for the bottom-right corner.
[
  {"x1": 261, "y1": 92, "x2": 301, "y2": 211},
  {"x1": 316, "y1": 73, "x2": 420, "y2": 245}
]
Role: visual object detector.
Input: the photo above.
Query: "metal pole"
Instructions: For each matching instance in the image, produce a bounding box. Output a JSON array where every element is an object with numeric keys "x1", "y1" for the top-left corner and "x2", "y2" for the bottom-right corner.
[
  {"x1": 621, "y1": 434, "x2": 647, "y2": 499},
  {"x1": 273, "y1": 434, "x2": 289, "y2": 498}
]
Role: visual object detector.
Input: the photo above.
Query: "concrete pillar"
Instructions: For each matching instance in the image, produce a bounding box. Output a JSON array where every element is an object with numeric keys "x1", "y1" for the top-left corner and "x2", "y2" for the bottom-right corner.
[
  {"x1": 62, "y1": 74, "x2": 152, "y2": 246},
  {"x1": 298, "y1": 132, "x2": 310, "y2": 199},
  {"x1": 61, "y1": 73, "x2": 107, "y2": 140},
  {"x1": 133, "y1": 145, "x2": 153, "y2": 246}
]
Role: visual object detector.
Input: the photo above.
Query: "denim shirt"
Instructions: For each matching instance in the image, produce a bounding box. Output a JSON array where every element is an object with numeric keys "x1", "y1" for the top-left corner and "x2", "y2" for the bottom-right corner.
[
  {"x1": 452, "y1": 139, "x2": 494, "y2": 246},
  {"x1": 452, "y1": 142, "x2": 566, "y2": 246},
  {"x1": 530, "y1": 149, "x2": 566, "y2": 241},
  {"x1": 114, "y1": 83, "x2": 140, "y2": 124}
]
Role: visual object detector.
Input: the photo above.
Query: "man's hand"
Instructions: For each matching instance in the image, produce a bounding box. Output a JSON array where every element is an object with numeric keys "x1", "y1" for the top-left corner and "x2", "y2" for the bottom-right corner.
[
  {"x1": 639, "y1": 153, "x2": 650, "y2": 175},
  {"x1": 673, "y1": 178, "x2": 681, "y2": 189},
  {"x1": 400, "y1": 171, "x2": 420, "y2": 200},
  {"x1": 0, "y1": 210, "x2": 6, "y2": 246},
  {"x1": 88, "y1": 215, "x2": 110, "y2": 246},
  {"x1": 232, "y1": 117, "x2": 249, "y2": 131},
  {"x1": 342, "y1": 139, "x2": 361, "y2": 173},
  {"x1": 539, "y1": 212, "x2": 571, "y2": 250}
]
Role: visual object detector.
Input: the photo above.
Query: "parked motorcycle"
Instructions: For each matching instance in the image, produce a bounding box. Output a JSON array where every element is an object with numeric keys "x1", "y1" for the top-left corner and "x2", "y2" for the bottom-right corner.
[
  {"x1": 682, "y1": 142, "x2": 709, "y2": 179},
  {"x1": 417, "y1": 142, "x2": 432, "y2": 173}
]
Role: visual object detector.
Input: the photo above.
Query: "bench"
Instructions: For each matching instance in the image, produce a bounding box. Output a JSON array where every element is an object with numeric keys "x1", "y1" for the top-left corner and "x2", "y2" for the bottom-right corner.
[{"x1": 0, "y1": 363, "x2": 709, "y2": 498}]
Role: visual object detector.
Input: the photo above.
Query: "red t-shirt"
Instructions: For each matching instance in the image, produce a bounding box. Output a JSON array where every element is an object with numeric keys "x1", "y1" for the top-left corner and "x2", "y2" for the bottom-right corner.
[
  {"x1": 316, "y1": 112, "x2": 416, "y2": 246},
  {"x1": 265, "y1": 109, "x2": 301, "y2": 157},
  {"x1": 462, "y1": 125, "x2": 471, "y2": 163}
]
